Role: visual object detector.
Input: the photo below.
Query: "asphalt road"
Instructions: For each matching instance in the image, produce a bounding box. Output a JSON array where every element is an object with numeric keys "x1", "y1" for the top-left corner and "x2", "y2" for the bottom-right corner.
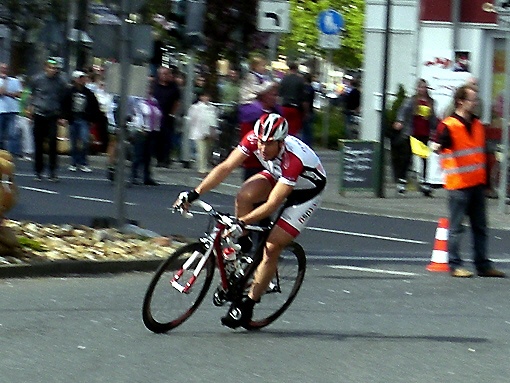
[
  {"x1": 2, "y1": 267, "x2": 510, "y2": 383},
  {"x1": 3, "y1": 159, "x2": 510, "y2": 382}
]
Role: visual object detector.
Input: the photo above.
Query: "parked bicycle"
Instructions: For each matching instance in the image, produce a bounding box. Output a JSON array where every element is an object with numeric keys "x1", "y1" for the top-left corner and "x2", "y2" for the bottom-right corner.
[{"x1": 142, "y1": 199, "x2": 306, "y2": 333}]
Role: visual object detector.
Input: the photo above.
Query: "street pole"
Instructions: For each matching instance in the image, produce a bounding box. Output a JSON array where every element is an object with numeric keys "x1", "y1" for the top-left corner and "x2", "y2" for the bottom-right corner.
[
  {"x1": 66, "y1": 0, "x2": 78, "y2": 75},
  {"x1": 114, "y1": 0, "x2": 131, "y2": 226},
  {"x1": 181, "y1": 50, "x2": 195, "y2": 167},
  {"x1": 377, "y1": 0, "x2": 392, "y2": 198},
  {"x1": 498, "y1": 26, "x2": 510, "y2": 212},
  {"x1": 323, "y1": 50, "x2": 332, "y2": 147},
  {"x1": 268, "y1": 33, "x2": 278, "y2": 80}
]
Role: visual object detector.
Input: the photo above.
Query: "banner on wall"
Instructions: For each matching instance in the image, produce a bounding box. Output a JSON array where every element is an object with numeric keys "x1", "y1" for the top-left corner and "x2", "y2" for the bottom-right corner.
[
  {"x1": 418, "y1": 51, "x2": 472, "y2": 186},
  {"x1": 420, "y1": 51, "x2": 472, "y2": 119}
]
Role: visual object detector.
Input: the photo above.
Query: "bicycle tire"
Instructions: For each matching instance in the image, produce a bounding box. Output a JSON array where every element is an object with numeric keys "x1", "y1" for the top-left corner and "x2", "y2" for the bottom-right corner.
[
  {"x1": 243, "y1": 241, "x2": 306, "y2": 330},
  {"x1": 142, "y1": 242, "x2": 214, "y2": 333}
]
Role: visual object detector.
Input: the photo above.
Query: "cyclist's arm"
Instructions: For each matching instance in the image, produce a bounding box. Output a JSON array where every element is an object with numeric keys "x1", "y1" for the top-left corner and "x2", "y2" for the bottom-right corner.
[
  {"x1": 195, "y1": 148, "x2": 247, "y2": 195},
  {"x1": 239, "y1": 181, "x2": 293, "y2": 225}
]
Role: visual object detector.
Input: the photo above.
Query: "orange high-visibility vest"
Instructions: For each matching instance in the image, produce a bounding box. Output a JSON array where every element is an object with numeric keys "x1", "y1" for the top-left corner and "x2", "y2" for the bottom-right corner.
[{"x1": 440, "y1": 116, "x2": 486, "y2": 190}]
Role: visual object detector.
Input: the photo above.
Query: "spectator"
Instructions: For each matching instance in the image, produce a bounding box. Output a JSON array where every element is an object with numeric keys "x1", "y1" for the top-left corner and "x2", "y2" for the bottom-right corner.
[
  {"x1": 15, "y1": 75, "x2": 33, "y2": 160},
  {"x1": 220, "y1": 69, "x2": 240, "y2": 115},
  {"x1": 392, "y1": 78, "x2": 437, "y2": 196},
  {"x1": 187, "y1": 90, "x2": 218, "y2": 174},
  {"x1": 279, "y1": 61, "x2": 305, "y2": 136},
  {"x1": 342, "y1": 78, "x2": 361, "y2": 139},
  {"x1": 92, "y1": 80, "x2": 115, "y2": 153},
  {"x1": 129, "y1": 87, "x2": 162, "y2": 186},
  {"x1": 152, "y1": 66, "x2": 181, "y2": 167},
  {"x1": 239, "y1": 54, "x2": 270, "y2": 105},
  {"x1": 238, "y1": 81, "x2": 281, "y2": 180},
  {"x1": 62, "y1": 71, "x2": 101, "y2": 173},
  {"x1": 301, "y1": 73, "x2": 316, "y2": 146},
  {"x1": 0, "y1": 62, "x2": 22, "y2": 156},
  {"x1": 434, "y1": 84, "x2": 505, "y2": 278},
  {"x1": 28, "y1": 58, "x2": 68, "y2": 181},
  {"x1": 193, "y1": 75, "x2": 205, "y2": 103}
]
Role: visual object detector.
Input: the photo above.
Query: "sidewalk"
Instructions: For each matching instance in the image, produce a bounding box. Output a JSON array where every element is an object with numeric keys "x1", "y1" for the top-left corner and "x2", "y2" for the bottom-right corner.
[
  {"x1": 3, "y1": 148, "x2": 509, "y2": 278},
  {"x1": 88, "y1": 148, "x2": 510, "y2": 231}
]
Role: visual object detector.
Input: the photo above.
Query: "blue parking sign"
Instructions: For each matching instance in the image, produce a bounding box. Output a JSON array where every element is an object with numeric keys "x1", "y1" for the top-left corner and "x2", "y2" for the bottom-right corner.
[{"x1": 317, "y1": 9, "x2": 344, "y2": 35}]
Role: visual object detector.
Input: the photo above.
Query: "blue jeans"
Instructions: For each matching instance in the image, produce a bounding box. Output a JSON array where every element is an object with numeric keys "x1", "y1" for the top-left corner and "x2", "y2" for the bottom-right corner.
[
  {"x1": 69, "y1": 118, "x2": 90, "y2": 166},
  {"x1": 0, "y1": 112, "x2": 18, "y2": 154},
  {"x1": 447, "y1": 184, "x2": 492, "y2": 271}
]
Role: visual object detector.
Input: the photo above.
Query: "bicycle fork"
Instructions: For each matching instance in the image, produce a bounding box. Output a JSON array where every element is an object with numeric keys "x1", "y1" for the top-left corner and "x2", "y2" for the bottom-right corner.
[
  {"x1": 169, "y1": 226, "x2": 226, "y2": 294},
  {"x1": 170, "y1": 247, "x2": 212, "y2": 293}
]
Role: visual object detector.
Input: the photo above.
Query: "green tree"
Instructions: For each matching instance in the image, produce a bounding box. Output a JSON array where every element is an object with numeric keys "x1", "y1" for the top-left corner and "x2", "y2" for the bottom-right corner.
[
  {"x1": 281, "y1": 0, "x2": 364, "y2": 70},
  {"x1": 0, "y1": 0, "x2": 67, "y2": 73}
]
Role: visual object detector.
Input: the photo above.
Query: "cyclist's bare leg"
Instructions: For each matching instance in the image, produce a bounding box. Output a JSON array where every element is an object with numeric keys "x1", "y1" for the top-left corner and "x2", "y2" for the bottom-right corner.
[
  {"x1": 235, "y1": 173, "x2": 272, "y2": 217},
  {"x1": 248, "y1": 225, "x2": 294, "y2": 301}
]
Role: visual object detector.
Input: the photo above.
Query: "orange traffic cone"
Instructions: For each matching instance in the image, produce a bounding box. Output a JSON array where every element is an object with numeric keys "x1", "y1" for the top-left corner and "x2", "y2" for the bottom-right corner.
[{"x1": 426, "y1": 218, "x2": 450, "y2": 272}]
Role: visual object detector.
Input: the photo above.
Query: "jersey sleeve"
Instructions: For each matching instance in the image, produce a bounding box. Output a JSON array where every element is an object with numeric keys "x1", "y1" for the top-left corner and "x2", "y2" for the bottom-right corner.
[
  {"x1": 279, "y1": 151, "x2": 304, "y2": 186},
  {"x1": 237, "y1": 131, "x2": 258, "y2": 157}
]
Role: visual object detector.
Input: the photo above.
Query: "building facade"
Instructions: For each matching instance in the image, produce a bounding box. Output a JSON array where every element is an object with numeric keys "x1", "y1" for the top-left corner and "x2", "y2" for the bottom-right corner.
[{"x1": 362, "y1": 0, "x2": 503, "y2": 140}]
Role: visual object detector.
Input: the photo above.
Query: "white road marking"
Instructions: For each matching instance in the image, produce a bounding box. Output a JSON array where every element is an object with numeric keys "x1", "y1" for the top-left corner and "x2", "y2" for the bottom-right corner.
[
  {"x1": 306, "y1": 226, "x2": 428, "y2": 244},
  {"x1": 329, "y1": 265, "x2": 419, "y2": 276},
  {"x1": 70, "y1": 195, "x2": 137, "y2": 206},
  {"x1": 18, "y1": 186, "x2": 59, "y2": 194},
  {"x1": 307, "y1": 255, "x2": 430, "y2": 262}
]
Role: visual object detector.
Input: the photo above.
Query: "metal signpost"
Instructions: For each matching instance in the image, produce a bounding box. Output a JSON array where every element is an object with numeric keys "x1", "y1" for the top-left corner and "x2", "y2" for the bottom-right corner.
[
  {"x1": 257, "y1": 0, "x2": 290, "y2": 79},
  {"x1": 317, "y1": 9, "x2": 344, "y2": 147}
]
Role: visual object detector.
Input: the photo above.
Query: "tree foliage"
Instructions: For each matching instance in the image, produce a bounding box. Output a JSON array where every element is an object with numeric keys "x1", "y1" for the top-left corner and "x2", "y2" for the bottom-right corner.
[{"x1": 281, "y1": 0, "x2": 364, "y2": 69}]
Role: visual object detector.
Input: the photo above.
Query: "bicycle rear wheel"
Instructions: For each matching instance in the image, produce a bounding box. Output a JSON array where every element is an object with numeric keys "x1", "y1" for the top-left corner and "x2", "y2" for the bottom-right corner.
[
  {"x1": 243, "y1": 242, "x2": 306, "y2": 330},
  {"x1": 142, "y1": 242, "x2": 214, "y2": 333}
]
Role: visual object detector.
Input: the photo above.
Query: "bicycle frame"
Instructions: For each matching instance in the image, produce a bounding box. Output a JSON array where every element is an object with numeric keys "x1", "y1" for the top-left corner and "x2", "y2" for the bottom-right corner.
[{"x1": 170, "y1": 200, "x2": 267, "y2": 295}]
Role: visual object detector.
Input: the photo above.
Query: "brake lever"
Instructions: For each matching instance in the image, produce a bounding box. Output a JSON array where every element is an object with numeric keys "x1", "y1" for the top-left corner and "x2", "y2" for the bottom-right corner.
[{"x1": 173, "y1": 206, "x2": 193, "y2": 219}]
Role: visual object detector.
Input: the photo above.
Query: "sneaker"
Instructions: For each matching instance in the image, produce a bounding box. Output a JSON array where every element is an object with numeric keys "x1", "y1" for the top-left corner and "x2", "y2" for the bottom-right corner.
[
  {"x1": 397, "y1": 180, "x2": 406, "y2": 195},
  {"x1": 450, "y1": 268, "x2": 474, "y2": 278},
  {"x1": 80, "y1": 165, "x2": 92, "y2": 173},
  {"x1": 221, "y1": 297, "x2": 255, "y2": 329},
  {"x1": 34, "y1": 173, "x2": 43, "y2": 181},
  {"x1": 49, "y1": 173, "x2": 59, "y2": 183},
  {"x1": 68, "y1": 165, "x2": 77, "y2": 172},
  {"x1": 477, "y1": 268, "x2": 506, "y2": 278},
  {"x1": 144, "y1": 178, "x2": 158, "y2": 186},
  {"x1": 421, "y1": 185, "x2": 433, "y2": 197}
]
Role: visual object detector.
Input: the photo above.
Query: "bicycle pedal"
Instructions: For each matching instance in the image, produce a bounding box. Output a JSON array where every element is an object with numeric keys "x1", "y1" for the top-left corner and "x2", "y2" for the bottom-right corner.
[{"x1": 213, "y1": 288, "x2": 227, "y2": 307}]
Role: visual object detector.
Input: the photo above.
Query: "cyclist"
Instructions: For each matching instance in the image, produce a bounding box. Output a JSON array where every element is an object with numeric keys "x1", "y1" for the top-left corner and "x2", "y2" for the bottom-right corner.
[{"x1": 174, "y1": 113, "x2": 327, "y2": 329}]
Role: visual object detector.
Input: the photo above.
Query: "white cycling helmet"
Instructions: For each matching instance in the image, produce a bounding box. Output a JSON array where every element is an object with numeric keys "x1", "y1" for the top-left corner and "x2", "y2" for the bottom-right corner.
[{"x1": 254, "y1": 113, "x2": 288, "y2": 142}]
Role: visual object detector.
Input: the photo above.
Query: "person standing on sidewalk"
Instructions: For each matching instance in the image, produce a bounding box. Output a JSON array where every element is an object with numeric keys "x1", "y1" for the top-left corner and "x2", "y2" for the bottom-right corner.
[
  {"x1": 0, "y1": 63, "x2": 22, "y2": 155},
  {"x1": 187, "y1": 90, "x2": 218, "y2": 174},
  {"x1": 28, "y1": 58, "x2": 68, "y2": 181},
  {"x1": 129, "y1": 87, "x2": 162, "y2": 186},
  {"x1": 62, "y1": 70, "x2": 101, "y2": 173},
  {"x1": 433, "y1": 84, "x2": 505, "y2": 278},
  {"x1": 238, "y1": 81, "x2": 281, "y2": 180},
  {"x1": 279, "y1": 61, "x2": 305, "y2": 137},
  {"x1": 392, "y1": 78, "x2": 437, "y2": 196},
  {"x1": 152, "y1": 66, "x2": 181, "y2": 167}
]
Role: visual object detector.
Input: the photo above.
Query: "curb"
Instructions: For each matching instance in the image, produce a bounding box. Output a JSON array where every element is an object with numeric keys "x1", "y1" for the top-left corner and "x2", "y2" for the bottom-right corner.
[{"x1": 0, "y1": 259, "x2": 163, "y2": 279}]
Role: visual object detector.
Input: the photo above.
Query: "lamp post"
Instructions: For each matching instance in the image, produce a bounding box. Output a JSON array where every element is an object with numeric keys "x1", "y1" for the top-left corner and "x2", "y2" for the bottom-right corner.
[
  {"x1": 483, "y1": 2, "x2": 510, "y2": 213},
  {"x1": 377, "y1": 0, "x2": 392, "y2": 198}
]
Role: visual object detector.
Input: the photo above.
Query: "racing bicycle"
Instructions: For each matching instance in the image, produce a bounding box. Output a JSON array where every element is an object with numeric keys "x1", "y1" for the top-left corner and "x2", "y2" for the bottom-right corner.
[{"x1": 142, "y1": 199, "x2": 306, "y2": 332}]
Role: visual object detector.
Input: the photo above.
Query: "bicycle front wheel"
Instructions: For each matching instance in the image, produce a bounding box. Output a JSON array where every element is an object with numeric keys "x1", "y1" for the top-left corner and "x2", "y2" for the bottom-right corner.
[
  {"x1": 142, "y1": 242, "x2": 214, "y2": 333},
  {"x1": 244, "y1": 242, "x2": 306, "y2": 330}
]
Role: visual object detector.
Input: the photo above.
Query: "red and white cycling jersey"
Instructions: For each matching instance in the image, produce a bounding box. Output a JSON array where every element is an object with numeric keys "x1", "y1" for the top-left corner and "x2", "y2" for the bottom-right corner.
[{"x1": 237, "y1": 131, "x2": 327, "y2": 204}]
